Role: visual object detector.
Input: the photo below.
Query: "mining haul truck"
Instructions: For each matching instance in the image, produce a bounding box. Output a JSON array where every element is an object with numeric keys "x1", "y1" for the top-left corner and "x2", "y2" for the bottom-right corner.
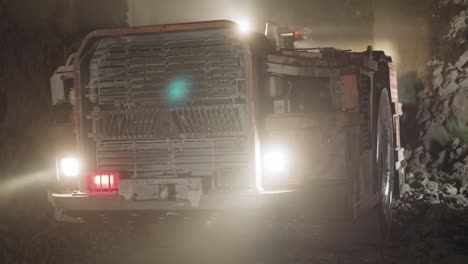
[{"x1": 48, "y1": 20, "x2": 404, "y2": 238}]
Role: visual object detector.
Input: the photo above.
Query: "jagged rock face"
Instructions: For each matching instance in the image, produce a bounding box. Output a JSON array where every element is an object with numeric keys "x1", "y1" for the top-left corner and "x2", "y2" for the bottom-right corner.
[
  {"x1": 447, "y1": 90, "x2": 468, "y2": 140},
  {"x1": 417, "y1": 3, "x2": 468, "y2": 150},
  {"x1": 401, "y1": 1, "x2": 468, "y2": 211}
]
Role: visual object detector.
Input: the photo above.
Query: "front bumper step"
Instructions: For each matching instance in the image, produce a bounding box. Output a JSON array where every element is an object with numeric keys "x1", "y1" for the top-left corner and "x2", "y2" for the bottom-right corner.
[
  {"x1": 49, "y1": 190, "x2": 268, "y2": 212},
  {"x1": 49, "y1": 179, "x2": 353, "y2": 223}
]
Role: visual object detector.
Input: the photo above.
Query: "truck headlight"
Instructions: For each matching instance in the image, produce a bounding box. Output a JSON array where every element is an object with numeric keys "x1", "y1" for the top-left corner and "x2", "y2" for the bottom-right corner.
[
  {"x1": 60, "y1": 157, "x2": 80, "y2": 177},
  {"x1": 263, "y1": 150, "x2": 288, "y2": 173},
  {"x1": 236, "y1": 20, "x2": 251, "y2": 34}
]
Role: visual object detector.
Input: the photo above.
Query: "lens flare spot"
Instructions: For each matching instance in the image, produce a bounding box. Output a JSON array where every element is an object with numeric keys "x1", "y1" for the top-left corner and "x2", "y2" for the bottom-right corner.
[{"x1": 167, "y1": 77, "x2": 190, "y2": 102}]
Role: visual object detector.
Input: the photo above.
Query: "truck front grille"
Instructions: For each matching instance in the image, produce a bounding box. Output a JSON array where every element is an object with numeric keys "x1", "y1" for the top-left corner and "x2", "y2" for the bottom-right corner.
[
  {"x1": 92, "y1": 103, "x2": 246, "y2": 140},
  {"x1": 96, "y1": 138, "x2": 248, "y2": 178}
]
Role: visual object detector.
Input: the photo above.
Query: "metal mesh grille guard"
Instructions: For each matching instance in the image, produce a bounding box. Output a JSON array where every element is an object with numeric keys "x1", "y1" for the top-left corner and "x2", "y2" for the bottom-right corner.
[
  {"x1": 84, "y1": 28, "x2": 250, "y2": 178},
  {"x1": 91, "y1": 104, "x2": 246, "y2": 140},
  {"x1": 88, "y1": 29, "x2": 245, "y2": 104},
  {"x1": 96, "y1": 138, "x2": 247, "y2": 178},
  {"x1": 87, "y1": 28, "x2": 248, "y2": 140}
]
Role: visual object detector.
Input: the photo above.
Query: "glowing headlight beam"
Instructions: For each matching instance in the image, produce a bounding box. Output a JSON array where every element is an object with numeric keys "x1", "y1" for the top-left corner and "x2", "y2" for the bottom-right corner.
[
  {"x1": 60, "y1": 157, "x2": 80, "y2": 177},
  {"x1": 263, "y1": 150, "x2": 287, "y2": 173},
  {"x1": 236, "y1": 20, "x2": 251, "y2": 34}
]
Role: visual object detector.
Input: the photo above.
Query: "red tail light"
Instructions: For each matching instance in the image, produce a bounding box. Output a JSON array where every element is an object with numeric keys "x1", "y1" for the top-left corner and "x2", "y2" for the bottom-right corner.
[{"x1": 86, "y1": 172, "x2": 119, "y2": 194}]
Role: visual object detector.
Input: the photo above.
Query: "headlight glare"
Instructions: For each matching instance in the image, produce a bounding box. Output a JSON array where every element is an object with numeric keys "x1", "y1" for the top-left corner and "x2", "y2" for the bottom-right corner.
[
  {"x1": 263, "y1": 150, "x2": 287, "y2": 173},
  {"x1": 60, "y1": 157, "x2": 80, "y2": 177},
  {"x1": 236, "y1": 20, "x2": 251, "y2": 34}
]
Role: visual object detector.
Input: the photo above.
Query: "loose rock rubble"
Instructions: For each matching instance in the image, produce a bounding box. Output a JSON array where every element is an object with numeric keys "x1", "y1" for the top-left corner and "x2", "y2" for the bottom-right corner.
[{"x1": 400, "y1": 138, "x2": 468, "y2": 210}]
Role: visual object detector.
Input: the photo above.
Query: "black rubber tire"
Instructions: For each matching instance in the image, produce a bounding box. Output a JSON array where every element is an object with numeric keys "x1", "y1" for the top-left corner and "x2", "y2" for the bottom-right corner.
[{"x1": 375, "y1": 89, "x2": 395, "y2": 240}]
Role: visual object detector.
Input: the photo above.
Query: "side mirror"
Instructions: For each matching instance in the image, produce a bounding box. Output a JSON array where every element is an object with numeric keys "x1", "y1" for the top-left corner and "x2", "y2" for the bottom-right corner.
[{"x1": 50, "y1": 55, "x2": 75, "y2": 124}]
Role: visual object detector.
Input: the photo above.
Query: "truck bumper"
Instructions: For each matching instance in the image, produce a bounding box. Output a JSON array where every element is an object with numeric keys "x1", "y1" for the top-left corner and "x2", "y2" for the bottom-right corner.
[
  {"x1": 49, "y1": 190, "x2": 272, "y2": 212},
  {"x1": 48, "y1": 190, "x2": 302, "y2": 223},
  {"x1": 48, "y1": 178, "x2": 352, "y2": 223}
]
